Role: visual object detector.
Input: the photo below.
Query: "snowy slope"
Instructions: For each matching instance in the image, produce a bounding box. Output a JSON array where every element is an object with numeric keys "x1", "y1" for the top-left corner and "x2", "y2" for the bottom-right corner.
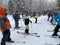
[{"x1": 0, "y1": 15, "x2": 60, "y2": 45}]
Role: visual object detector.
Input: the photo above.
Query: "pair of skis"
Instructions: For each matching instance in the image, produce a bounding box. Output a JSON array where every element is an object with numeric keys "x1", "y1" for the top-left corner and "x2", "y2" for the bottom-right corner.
[
  {"x1": 44, "y1": 30, "x2": 60, "y2": 38},
  {"x1": 5, "y1": 41, "x2": 25, "y2": 44},
  {"x1": 44, "y1": 35, "x2": 60, "y2": 38},
  {"x1": 17, "y1": 31, "x2": 40, "y2": 37},
  {"x1": 47, "y1": 30, "x2": 60, "y2": 32}
]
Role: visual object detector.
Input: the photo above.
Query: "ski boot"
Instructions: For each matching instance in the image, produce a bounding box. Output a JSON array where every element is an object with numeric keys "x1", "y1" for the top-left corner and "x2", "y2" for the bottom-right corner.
[{"x1": 25, "y1": 29, "x2": 29, "y2": 34}]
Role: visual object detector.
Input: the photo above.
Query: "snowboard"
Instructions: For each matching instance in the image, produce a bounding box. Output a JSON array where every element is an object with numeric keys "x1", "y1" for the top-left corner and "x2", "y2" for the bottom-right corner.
[
  {"x1": 44, "y1": 35, "x2": 60, "y2": 38},
  {"x1": 17, "y1": 31, "x2": 40, "y2": 37},
  {"x1": 47, "y1": 30, "x2": 60, "y2": 32}
]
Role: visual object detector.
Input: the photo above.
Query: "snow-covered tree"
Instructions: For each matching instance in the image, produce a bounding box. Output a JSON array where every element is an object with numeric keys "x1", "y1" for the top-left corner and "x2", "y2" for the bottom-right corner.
[{"x1": 8, "y1": 0, "x2": 14, "y2": 15}]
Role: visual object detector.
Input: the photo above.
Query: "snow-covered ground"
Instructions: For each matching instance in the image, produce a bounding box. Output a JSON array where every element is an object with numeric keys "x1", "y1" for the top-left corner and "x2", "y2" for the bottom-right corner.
[{"x1": 0, "y1": 15, "x2": 60, "y2": 45}]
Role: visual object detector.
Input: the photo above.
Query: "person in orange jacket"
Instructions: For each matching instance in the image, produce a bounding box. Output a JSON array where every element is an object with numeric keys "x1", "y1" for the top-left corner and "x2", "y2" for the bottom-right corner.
[{"x1": 0, "y1": 6, "x2": 14, "y2": 45}]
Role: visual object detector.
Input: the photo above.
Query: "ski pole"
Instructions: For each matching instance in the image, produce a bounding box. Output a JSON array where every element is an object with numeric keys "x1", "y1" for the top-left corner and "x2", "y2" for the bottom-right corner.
[{"x1": 30, "y1": 23, "x2": 33, "y2": 33}]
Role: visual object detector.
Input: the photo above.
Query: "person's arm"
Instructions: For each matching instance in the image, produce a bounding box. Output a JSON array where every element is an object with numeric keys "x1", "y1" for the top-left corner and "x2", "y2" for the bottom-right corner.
[{"x1": 29, "y1": 19, "x2": 32, "y2": 23}]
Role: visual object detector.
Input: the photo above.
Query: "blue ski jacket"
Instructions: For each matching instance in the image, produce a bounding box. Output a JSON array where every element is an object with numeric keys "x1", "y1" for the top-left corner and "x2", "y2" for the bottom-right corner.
[{"x1": 54, "y1": 13, "x2": 60, "y2": 26}]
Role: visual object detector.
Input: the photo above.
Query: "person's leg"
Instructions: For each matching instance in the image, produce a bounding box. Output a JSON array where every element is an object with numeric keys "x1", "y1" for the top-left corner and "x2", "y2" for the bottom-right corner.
[
  {"x1": 35, "y1": 18, "x2": 37, "y2": 23},
  {"x1": 15, "y1": 19, "x2": 19, "y2": 28},
  {"x1": 1, "y1": 30, "x2": 8, "y2": 45},
  {"x1": 6, "y1": 30, "x2": 14, "y2": 42},
  {"x1": 52, "y1": 25, "x2": 60, "y2": 36},
  {"x1": 47, "y1": 15, "x2": 50, "y2": 21},
  {"x1": 17, "y1": 20, "x2": 19, "y2": 27},
  {"x1": 25, "y1": 25, "x2": 29, "y2": 34},
  {"x1": 6, "y1": 30, "x2": 11, "y2": 41}
]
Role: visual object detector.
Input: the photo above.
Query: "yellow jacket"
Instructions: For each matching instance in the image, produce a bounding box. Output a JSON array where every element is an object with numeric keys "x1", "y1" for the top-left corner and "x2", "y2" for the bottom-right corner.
[{"x1": 34, "y1": 15, "x2": 37, "y2": 19}]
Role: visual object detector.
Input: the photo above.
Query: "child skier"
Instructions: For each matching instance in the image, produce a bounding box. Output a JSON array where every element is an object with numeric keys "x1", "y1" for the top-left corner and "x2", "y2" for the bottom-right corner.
[
  {"x1": 52, "y1": 10, "x2": 60, "y2": 36},
  {"x1": 24, "y1": 13, "x2": 32, "y2": 34},
  {"x1": 0, "y1": 6, "x2": 14, "y2": 45}
]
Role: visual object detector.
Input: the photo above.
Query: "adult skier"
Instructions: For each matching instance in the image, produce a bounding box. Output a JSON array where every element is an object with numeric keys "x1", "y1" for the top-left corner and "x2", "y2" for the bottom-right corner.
[
  {"x1": 47, "y1": 10, "x2": 53, "y2": 21},
  {"x1": 13, "y1": 10, "x2": 20, "y2": 29},
  {"x1": 0, "y1": 6, "x2": 14, "y2": 45},
  {"x1": 52, "y1": 10, "x2": 60, "y2": 36}
]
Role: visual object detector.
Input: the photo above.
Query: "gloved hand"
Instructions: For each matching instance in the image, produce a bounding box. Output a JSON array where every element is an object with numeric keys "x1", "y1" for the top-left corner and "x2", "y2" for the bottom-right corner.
[{"x1": 19, "y1": 18, "x2": 21, "y2": 19}]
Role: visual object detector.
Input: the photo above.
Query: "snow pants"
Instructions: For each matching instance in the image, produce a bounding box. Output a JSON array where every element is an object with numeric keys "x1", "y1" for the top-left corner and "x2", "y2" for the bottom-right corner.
[
  {"x1": 1, "y1": 30, "x2": 11, "y2": 45},
  {"x1": 24, "y1": 19, "x2": 29, "y2": 34},
  {"x1": 53, "y1": 25, "x2": 60, "y2": 35}
]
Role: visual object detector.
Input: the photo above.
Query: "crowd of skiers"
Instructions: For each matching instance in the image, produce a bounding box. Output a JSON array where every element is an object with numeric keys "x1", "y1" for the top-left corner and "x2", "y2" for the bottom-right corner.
[
  {"x1": 0, "y1": 6, "x2": 60, "y2": 45},
  {"x1": 0, "y1": 6, "x2": 39, "y2": 45}
]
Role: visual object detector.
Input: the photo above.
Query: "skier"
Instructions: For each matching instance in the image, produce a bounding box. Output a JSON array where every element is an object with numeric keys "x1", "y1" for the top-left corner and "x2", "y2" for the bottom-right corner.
[
  {"x1": 0, "y1": 6, "x2": 14, "y2": 45},
  {"x1": 23, "y1": 13, "x2": 32, "y2": 34},
  {"x1": 33, "y1": 13, "x2": 38, "y2": 23},
  {"x1": 13, "y1": 10, "x2": 20, "y2": 29},
  {"x1": 52, "y1": 10, "x2": 60, "y2": 36},
  {"x1": 34, "y1": 15, "x2": 38, "y2": 23},
  {"x1": 47, "y1": 10, "x2": 55, "y2": 25},
  {"x1": 47, "y1": 10, "x2": 52, "y2": 21}
]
